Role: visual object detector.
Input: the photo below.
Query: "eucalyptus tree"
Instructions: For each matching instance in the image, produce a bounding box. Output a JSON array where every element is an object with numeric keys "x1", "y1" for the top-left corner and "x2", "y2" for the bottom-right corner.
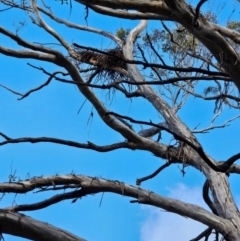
[{"x1": 0, "y1": 0, "x2": 240, "y2": 241}]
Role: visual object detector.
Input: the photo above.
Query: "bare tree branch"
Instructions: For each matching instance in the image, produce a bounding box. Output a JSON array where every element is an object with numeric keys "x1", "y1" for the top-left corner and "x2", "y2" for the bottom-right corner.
[
  {"x1": 190, "y1": 227, "x2": 212, "y2": 241},
  {"x1": 38, "y1": 6, "x2": 123, "y2": 47},
  {"x1": 136, "y1": 161, "x2": 171, "y2": 185},
  {"x1": 86, "y1": 4, "x2": 169, "y2": 20},
  {"x1": 192, "y1": 0, "x2": 208, "y2": 28},
  {"x1": 31, "y1": 0, "x2": 71, "y2": 51},
  {"x1": 106, "y1": 111, "x2": 238, "y2": 172},
  {"x1": 0, "y1": 132, "x2": 136, "y2": 152},
  {"x1": 0, "y1": 175, "x2": 232, "y2": 234},
  {"x1": 192, "y1": 115, "x2": 240, "y2": 134},
  {"x1": 0, "y1": 84, "x2": 23, "y2": 97},
  {"x1": 0, "y1": 210, "x2": 87, "y2": 241}
]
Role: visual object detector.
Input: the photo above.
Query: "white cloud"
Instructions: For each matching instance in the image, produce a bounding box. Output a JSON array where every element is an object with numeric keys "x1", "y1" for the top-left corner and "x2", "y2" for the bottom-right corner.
[{"x1": 140, "y1": 184, "x2": 216, "y2": 241}]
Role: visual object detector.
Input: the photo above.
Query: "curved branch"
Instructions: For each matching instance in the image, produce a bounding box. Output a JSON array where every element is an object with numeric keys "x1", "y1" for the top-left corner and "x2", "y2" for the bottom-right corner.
[
  {"x1": 5, "y1": 189, "x2": 92, "y2": 212},
  {"x1": 213, "y1": 23, "x2": 240, "y2": 45},
  {"x1": 203, "y1": 180, "x2": 218, "y2": 215},
  {"x1": 222, "y1": 153, "x2": 240, "y2": 170},
  {"x1": 38, "y1": 6, "x2": 123, "y2": 47},
  {"x1": 136, "y1": 161, "x2": 171, "y2": 185},
  {"x1": 0, "y1": 210, "x2": 87, "y2": 241},
  {"x1": 0, "y1": 26, "x2": 143, "y2": 143},
  {"x1": 192, "y1": 0, "x2": 208, "y2": 27},
  {"x1": 228, "y1": 163, "x2": 240, "y2": 174},
  {"x1": 0, "y1": 25, "x2": 60, "y2": 55},
  {"x1": 190, "y1": 227, "x2": 212, "y2": 241},
  {"x1": 192, "y1": 115, "x2": 240, "y2": 134},
  {"x1": 75, "y1": 0, "x2": 172, "y2": 17},
  {"x1": 0, "y1": 45, "x2": 58, "y2": 64},
  {"x1": 0, "y1": 175, "x2": 230, "y2": 234},
  {"x1": 86, "y1": 4, "x2": 168, "y2": 20},
  {"x1": 18, "y1": 71, "x2": 63, "y2": 100},
  {"x1": 31, "y1": 0, "x2": 71, "y2": 51}
]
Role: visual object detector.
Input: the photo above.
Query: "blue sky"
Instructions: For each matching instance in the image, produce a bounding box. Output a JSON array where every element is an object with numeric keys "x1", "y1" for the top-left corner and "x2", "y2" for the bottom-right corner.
[{"x1": 0, "y1": 0, "x2": 240, "y2": 240}]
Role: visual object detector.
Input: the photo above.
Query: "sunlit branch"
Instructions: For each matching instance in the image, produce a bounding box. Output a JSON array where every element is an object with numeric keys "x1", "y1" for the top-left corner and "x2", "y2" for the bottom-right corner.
[
  {"x1": 85, "y1": 4, "x2": 171, "y2": 20},
  {"x1": 0, "y1": 175, "x2": 230, "y2": 232},
  {"x1": 38, "y1": 6, "x2": 123, "y2": 47},
  {"x1": 74, "y1": 0, "x2": 172, "y2": 17},
  {"x1": 31, "y1": 0, "x2": 71, "y2": 51},
  {"x1": 213, "y1": 23, "x2": 240, "y2": 45}
]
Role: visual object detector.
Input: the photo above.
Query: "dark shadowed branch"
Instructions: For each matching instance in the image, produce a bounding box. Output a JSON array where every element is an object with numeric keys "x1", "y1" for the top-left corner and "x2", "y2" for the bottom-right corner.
[
  {"x1": 190, "y1": 227, "x2": 212, "y2": 241},
  {"x1": 136, "y1": 161, "x2": 171, "y2": 186},
  {"x1": 0, "y1": 132, "x2": 136, "y2": 152}
]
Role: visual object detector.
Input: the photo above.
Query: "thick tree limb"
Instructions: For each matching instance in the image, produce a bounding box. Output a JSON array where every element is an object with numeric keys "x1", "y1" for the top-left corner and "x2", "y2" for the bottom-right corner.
[
  {"x1": 0, "y1": 175, "x2": 232, "y2": 235},
  {"x1": 0, "y1": 210, "x2": 87, "y2": 241},
  {"x1": 86, "y1": 4, "x2": 168, "y2": 20}
]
